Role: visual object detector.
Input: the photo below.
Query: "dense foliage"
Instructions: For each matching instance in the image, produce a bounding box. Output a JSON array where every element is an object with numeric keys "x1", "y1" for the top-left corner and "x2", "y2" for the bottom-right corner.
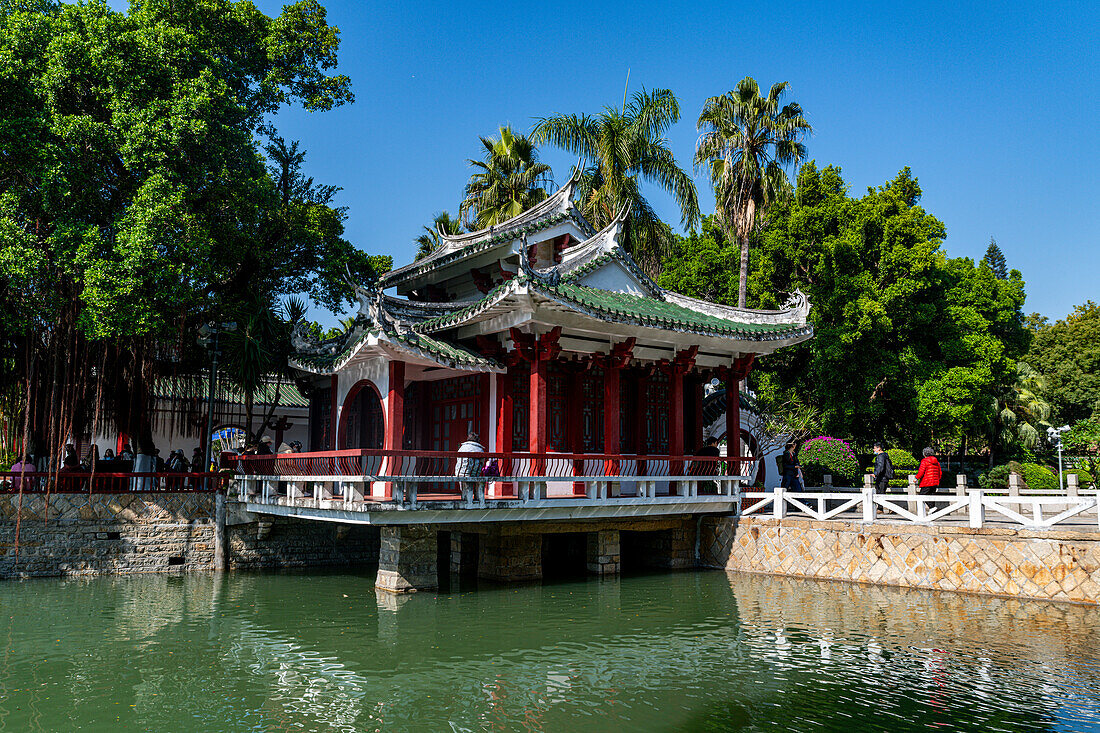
[
  {"x1": 0, "y1": 0, "x2": 384, "y2": 453},
  {"x1": 1026, "y1": 303, "x2": 1100, "y2": 424},
  {"x1": 663, "y1": 163, "x2": 1031, "y2": 453}
]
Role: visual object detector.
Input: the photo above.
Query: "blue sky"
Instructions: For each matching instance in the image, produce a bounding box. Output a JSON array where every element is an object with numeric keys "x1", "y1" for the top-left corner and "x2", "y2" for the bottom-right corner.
[{"x1": 137, "y1": 1, "x2": 1100, "y2": 323}]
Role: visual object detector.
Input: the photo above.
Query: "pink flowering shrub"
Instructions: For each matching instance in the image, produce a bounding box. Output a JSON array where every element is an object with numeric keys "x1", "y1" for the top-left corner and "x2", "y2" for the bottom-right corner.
[{"x1": 799, "y1": 436, "x2": 860, "y2": 485}]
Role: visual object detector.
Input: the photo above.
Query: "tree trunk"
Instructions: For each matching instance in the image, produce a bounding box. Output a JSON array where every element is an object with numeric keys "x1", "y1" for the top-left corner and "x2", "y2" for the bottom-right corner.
[{"x1": 737, "y1": 234, "x2": 750, "y2": 308}]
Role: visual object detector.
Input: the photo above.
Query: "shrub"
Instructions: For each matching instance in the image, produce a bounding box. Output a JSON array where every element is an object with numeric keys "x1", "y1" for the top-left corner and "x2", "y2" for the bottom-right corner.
[
  {"x1": 1020, "y1": 462, "x2": 1058, "y2": 491},
  {"x1": 887, "y1": 448, "x2": 919, "y2": 470},
  {"x1": 1063, "y1": 468, "x2": 1095, "y2": 488},
  {"x1": 979, "y1": 463, "x2": 1011, "y2": 489},
  {"x1": 799, "y1": 436, "x2": 860, "y2": 485}
]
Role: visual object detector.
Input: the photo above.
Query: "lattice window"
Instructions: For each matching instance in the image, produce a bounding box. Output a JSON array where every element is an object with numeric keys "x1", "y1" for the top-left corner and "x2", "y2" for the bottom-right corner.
[
  {"x1": 645, "y1": 370, "x2": 670, "y2": 454},
  {"x1": 620, "y1": 372, "x2": 635, "y2": 453},
  {"x1": 548, "y1": 362, "x2": 568, "y2": 451},
  {"x1": 428, "y1": 375, "x2": 482, "y2": 452},
  {"x1": 309, "y1": 387, "x2": 332, "y2": 451},
  {"x1": 581, "y1": 366, "x2": 605, "y2": 452},
  {"x1": 511, "y1": 363, "x2": 529, "y2": 450}
]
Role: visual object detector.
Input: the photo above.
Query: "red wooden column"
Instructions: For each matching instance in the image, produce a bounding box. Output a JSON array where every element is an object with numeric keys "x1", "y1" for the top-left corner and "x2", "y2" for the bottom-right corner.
[
  {"x1": 665, "y1": 347, "x2": 698, "y2": 482},
  {"x1": 602, "y1": 339, "x2": 635, "y2": 476},
  {"x1": 494, "y1": 370, "x2": 513, "y2": 496},
  {"x1": 383, "y1": 360, "x2": 405, "y2": 499},
  {"x1": 511, "y1": 327, "x2": 561, "y2": 475},
  {"x1": 329, "y1": 374, "x2": 339, "y2": 450},
  {"x1": 723, "y1": 355, "x2": 756, "y2": 476}
]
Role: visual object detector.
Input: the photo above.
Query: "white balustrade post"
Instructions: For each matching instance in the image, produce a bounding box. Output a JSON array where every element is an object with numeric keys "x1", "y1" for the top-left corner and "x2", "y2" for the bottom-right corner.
[
  {"x1": 955, "y1": 474, "x2": 968, "y2": 498},
  {"x1": 774, "y1": 484, "x2": 786, "y2": 519},
  {"x1": 862, "y1": 474, "x2": 876, "y2": 522},
  {"x1": 968, "y1": 490, "x2": 984, "y2": 528},
  {"x1": 823, "y1": 474, "x2": 833, "y2": 490},
  {"x1": 907, "y1": 474, "x2": 919, "y2": 517},
  {"x1": 1008, "y1": 472, "x2": 1021, "y2": 496},
  {"x1": 1067, "y1": 473, "x2": 1080, "y2": 498}
]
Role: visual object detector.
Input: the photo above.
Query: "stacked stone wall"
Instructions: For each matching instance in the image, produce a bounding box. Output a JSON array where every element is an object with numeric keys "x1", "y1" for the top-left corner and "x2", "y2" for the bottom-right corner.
[
  {"x1": 701, "y1": 515, "x2": 1100, "y2": 604},
  {"x1": 0, "y1": 494, "x2": 378, "y2": 578},
  {"x1": 228, "y1": 518, "x2": 379, "y2": 570}
]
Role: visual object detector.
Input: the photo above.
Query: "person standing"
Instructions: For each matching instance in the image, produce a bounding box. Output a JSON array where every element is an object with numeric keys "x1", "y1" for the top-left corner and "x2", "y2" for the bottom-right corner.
[
  {"x1": 916, "y1": 446, "x2": 943, "y2": 510},
  {"x1": 695, "y1": 436, "x2": 721, "y2": 493},
  {"x1": 872, "y1": 441, "x2": 894, "y2": 493},
  {"x1": 780, "y1": 443, "x2": 804, "y2": 492},
  {"x1": 455, "y1": 431, "x2": 486, "y2": 506},
  {"x1": 9, "y1": 455, "x2": 36, "y2": 492}
]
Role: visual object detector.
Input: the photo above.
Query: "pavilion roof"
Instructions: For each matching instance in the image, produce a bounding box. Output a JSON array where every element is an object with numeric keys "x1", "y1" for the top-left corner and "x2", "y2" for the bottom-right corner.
[
  {"x1": 410, "y1": 274, "x2": 812, "y2": 343},
  {"x1": 289, "y1": 326, "x2": 501, "y2": 376},
  {"x1": 378, "y1": 168, "x2": 593, "y2": 288},
  {"x1": 155, "y1": 376, "x2": 309, "y2": 408}
]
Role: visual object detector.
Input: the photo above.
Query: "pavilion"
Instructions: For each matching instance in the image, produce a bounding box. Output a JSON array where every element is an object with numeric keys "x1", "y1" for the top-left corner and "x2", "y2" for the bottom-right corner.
[{"x1": 289, "y1": 169, "x2": 813, "y2": 469}]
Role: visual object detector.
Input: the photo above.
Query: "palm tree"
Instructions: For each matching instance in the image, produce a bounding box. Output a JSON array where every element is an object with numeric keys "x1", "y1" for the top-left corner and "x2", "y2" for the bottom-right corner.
[
  {"x1": 414, "y1": 211, "x2": 464, "y2": 261},
  {"x1": 459, "y1": 126, "x2": 553, "y2": 230},
  {"x1": 695, "y1": 78, "x2": 811, "y2": 307},
  {"x1": 221, "y1": 296, "x2": 308, "y2": 443},
  {"x1": 532, "y1": 88, "x2": 700, "y2": 275},
  {"x1": 992, "y1": 362, "x2": 1052, "y2": 459}
]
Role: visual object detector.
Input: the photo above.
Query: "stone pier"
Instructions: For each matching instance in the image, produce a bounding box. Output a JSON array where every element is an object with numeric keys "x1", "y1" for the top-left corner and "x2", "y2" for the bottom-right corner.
[
  {"x1": 375, "y1": 525, "x2": 438, "y2": 593},
  {"x1": 586, "y1": 530, "x2": 621, "y2": 575},
  {"x1": 478, "y1": 529, "x2": 543, "y2": 582}
]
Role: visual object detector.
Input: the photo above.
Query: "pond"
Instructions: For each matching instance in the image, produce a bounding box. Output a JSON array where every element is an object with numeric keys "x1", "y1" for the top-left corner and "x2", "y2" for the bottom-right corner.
[{"x1": 2, "y1": 569, "x2": 1099, "y2": 731}]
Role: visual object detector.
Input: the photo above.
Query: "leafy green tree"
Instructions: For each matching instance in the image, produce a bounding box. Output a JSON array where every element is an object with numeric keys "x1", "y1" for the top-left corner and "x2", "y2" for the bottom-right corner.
[
  {"x1": 0, "y1": 0, "x2": 369, "y2": 454},
  {"x1": 414, "y1": 211, "x2": 464, "y2": 261},
  {"x1": 532, "y1": 88, "x2": 700, "y2": 275},
  {"x1": 694, "y1": 77, "x2": 811, "y2": 307},
  {"x1": 657, "y1": 216, "x2": 738, "y2": 303},
  {"x1": 1026, "y1": 302, "x2": 1100, "y2": 423},
  {"x1": 1064, "y1": 418, "x2": 1100, "y2": 483},
  {"x1": 458, "y1": 126, "x2": 552, "y2": 230},
  {"x1": 982, "y1": 237, "x2": 1008, "y2": 280},
  {"x1": 663, "y1": 162, "x2": 1030, "y2": 452}
]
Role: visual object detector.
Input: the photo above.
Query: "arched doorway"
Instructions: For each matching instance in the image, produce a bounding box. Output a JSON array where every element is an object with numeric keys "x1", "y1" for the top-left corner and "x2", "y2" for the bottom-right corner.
[{"x1": 339, "y1": 381, "x2": 384, "y2": 449}]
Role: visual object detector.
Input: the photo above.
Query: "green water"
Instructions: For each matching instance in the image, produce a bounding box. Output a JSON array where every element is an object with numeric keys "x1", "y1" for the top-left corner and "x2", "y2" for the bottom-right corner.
[{"x1": 2, "y1": 569, "x2": 1100, "y2": 732}]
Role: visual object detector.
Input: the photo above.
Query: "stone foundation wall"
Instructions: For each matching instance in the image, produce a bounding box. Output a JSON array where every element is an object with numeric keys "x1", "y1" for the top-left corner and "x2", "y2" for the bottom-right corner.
[
  {"x1": 701, "y1": 515, "x2": 1100, "y2": 604},
  {"x1": 0, "y1": 494, "x2": 378, "y2": 578},
  {"x1": 228, "y1": 517, "x2": 379, "y2": 571}
]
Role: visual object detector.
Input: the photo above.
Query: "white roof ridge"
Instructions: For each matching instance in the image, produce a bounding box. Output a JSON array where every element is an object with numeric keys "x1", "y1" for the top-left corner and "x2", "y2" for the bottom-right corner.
[
  {"x1": 662, "y1": 289, "x2": 812, "y2": 325},
  {"x1": 436, "y1": 165, "x2": 580, "y2": 247}
]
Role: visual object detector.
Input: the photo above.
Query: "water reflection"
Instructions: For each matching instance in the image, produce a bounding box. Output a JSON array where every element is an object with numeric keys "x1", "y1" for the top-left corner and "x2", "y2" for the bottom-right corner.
[{"x1": 1, "y1": 570, "x2": 1099, "y2": 731}]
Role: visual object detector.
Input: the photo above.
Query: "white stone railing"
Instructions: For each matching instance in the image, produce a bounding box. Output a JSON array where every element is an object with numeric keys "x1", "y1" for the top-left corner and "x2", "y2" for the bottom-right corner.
[
  {"x1": 739, "y1": 473, "x2": 1098, "y2": 530},
  {"x1": 235, "y1": 473, "x2": 745, "y2": 511}
]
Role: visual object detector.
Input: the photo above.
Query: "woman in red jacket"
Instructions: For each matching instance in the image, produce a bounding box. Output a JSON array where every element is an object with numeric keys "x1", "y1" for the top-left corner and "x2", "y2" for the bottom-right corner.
[{"x1": 916, "y1": 447, "x2": 943, "y2": 510}]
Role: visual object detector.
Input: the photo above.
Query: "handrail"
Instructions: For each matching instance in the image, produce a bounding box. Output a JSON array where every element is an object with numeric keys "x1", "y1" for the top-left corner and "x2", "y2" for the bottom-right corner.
[{"x1": 0, "y1": 472, "x2": 228, "y2": 494}]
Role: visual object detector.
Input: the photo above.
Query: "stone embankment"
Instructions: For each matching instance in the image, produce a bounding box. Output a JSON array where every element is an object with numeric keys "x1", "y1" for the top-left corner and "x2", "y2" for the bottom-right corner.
[
  {"x1": 0, "y1": 492, "x2": 377, "y2": 578},
  {"x1": 701, "y1": 515, "x2": 1100, "y2": 604}
]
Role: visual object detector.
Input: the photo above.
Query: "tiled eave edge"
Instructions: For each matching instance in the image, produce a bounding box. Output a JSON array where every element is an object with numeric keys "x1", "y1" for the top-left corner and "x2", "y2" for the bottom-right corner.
[
  {"x1": 414, "y1": 279, "x2": 520, "y2": 334},
  {"x1": 533, "y1": 284, "x2": 816, "y2": 343},
  {"x1": 290, "y1": 328, "x2": 502, "y2": 375},
  {"x1": 379, "y1": 210, "x2": 576, "y2": 287}
]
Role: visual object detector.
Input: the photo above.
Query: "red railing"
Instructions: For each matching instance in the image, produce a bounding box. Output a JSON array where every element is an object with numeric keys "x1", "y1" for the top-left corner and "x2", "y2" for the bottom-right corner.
[
  {"x1": 224, "y1": 449, "x2": 750, "y2": 480},
  {"x1": 0, "y1": 472, "x2": 228, "y2": 494}
]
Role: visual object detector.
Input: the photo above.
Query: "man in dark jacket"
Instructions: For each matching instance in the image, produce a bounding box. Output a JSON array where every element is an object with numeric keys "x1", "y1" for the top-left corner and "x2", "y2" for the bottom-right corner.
[{"x1": 872, "y1": 441, "x2": 893, "y2": 492}]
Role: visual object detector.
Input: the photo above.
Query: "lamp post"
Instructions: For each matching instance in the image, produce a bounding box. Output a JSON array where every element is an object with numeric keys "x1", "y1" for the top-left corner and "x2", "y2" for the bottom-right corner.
[
  {"x1": 1047, "y1": 424, "x2": 1071, "y2": 490},
  {"x1": 198, "y1": 322, "x2": 236, "y2": 483}
]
